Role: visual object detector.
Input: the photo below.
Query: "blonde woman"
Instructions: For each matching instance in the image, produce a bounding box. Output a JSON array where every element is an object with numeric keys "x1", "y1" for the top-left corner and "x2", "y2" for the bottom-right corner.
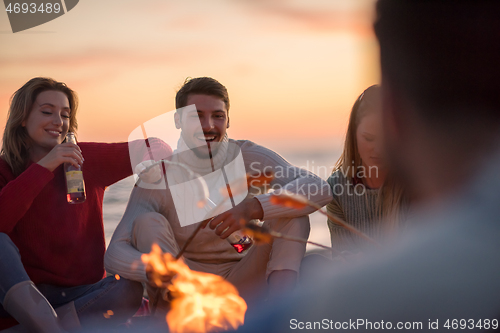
[
  {"x1": 0, "y1": 77, "x2": 146, "y2": 331},
  {"x1": 327, "y1": 85, "x2": 406, "y2": 254}
]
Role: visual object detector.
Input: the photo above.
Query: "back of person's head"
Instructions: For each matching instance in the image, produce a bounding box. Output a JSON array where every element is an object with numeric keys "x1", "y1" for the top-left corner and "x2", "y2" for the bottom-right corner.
[
  {"x1": 1, "y1": 77, "x2": 78, "y2": 176},
  {"x1": 374, "y1": 0, "x2": 500, "y2": 131},
  {"x1": 175, "y1": 77, "x2": 230, "y2": 112}
]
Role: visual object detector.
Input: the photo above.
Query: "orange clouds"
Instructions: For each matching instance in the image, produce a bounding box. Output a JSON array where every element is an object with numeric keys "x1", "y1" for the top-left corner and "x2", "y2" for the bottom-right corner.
[
  {"x1": 0, "y1": 0, "x2": 380, "y2": 149},
  {"x1": 237, "y1": 0, "x2": 376, "y2": 37}
]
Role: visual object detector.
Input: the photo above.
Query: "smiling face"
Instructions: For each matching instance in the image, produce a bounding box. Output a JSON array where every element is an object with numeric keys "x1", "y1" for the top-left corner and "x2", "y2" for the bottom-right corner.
[
  {"x1": 23, "y1": 90, "x2": 71, "y2": 160},
  {"x1": 176, "y1": 94, "x2": 229, "y2": 159}
]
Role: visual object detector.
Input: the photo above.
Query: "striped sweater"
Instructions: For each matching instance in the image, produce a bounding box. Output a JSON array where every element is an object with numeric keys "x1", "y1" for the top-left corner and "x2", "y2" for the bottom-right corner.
[{"x1": 326, "y1": 169, "x2": 383, "y2": 254}]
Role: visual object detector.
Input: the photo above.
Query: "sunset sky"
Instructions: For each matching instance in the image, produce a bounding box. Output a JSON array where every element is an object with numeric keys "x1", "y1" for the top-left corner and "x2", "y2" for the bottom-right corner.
[{"x1": 0, "y1": 0, "x2": 379, "y2": 153}]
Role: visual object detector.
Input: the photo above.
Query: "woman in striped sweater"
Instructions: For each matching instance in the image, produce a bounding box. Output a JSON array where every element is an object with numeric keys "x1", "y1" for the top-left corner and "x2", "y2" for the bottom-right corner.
[{"x1": 326, "y1": 85, "x2": 407, "y2": 255}]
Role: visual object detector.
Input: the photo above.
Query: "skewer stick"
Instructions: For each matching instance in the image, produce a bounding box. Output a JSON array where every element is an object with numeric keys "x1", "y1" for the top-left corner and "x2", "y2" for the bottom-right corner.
[
  {"x1": 175, "y1": 217, "x2": 216, "y2": 260},
  {"x1": 271, "y1": 192, "x2": 380, "y2": 247},
  {"x1": 310, "y1": 203, "x2": 381, "y2": 247},
  {"x1": 269, "y1": 230, "x2": 335, "y2": 252}
]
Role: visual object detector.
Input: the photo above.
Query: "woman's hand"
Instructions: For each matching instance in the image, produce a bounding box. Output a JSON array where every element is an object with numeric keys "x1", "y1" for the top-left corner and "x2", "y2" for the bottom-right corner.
[{"x1": 36, "y1": 143, "x2": 84, "y2": 172}]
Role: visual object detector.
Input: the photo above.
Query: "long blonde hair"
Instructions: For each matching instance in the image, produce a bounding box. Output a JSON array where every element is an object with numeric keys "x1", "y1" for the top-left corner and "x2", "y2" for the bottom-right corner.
[
  {"x1": 1, "y1": 77, "x2": 79, "y2": 176},
  {"x1": 334, "y1": 85, "x2": 406, "y2": 231}
]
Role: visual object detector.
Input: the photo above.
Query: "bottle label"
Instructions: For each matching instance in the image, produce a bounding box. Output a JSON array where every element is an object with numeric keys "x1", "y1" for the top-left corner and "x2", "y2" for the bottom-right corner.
[{"x1": 66, "y1": 171, "x2": 85, "y2": 193}]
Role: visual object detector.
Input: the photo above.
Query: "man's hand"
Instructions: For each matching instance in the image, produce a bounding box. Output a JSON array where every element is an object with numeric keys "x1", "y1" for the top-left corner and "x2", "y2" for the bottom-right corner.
[
  {"x1": 208, "y1": 197, "x2": 264, "y2": 239},
  {"x1": 146, "y1": 264, "x2": 175, "y2": 289}
]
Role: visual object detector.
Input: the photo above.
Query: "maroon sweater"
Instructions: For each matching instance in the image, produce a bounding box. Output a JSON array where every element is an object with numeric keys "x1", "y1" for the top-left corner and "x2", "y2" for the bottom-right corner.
[{"x1": 0, "y1": 142, "x2": 132, "y2": 286}]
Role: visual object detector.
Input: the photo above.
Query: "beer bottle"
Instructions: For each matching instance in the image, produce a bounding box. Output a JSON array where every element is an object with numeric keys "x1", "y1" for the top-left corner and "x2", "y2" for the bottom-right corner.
[{"x1": 64, "y1": 132, "x2": 86, "y2": 203}]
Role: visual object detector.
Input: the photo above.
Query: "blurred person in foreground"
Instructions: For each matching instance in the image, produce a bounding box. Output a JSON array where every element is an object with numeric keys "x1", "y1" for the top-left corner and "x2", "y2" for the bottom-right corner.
[
  {"x1": 238, "y1": 1, "x2": 500, "y2": 331},
  {"x1": 104, "y1": 77, "x2": 332, "y2": 319}
]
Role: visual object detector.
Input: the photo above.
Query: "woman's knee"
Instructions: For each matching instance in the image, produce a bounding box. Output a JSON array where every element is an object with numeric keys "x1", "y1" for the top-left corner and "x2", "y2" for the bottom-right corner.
[
  {"x1": 0, "y1": 233, "x2": 29, "y2": 296},
  {"x1": 0, "y1": 233, "x2": 17, "y2": 250}
]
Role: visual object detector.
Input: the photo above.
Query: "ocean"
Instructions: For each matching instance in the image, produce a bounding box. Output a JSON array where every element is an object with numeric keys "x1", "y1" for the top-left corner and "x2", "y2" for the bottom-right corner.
[{"x1": 102, "y1": 149, "x2": 340, "y2": 253}]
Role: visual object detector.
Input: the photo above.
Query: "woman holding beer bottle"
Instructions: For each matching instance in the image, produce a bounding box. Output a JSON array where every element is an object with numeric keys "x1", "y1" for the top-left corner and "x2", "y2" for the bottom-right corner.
[{"x1": 0, "y1": 77, "x2": 145, "y2": 332}]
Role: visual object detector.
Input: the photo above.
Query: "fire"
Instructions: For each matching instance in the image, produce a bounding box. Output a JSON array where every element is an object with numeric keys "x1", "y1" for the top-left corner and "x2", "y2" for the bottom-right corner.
[{"x1": 141, "y1": 244, "x2": 247, "y2": 333}]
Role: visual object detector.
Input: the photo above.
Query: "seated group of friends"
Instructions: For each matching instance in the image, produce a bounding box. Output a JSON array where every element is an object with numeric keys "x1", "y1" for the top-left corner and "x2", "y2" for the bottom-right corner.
[{"x1": 0, "y1": 76, "x2": 407, "y2": 331}]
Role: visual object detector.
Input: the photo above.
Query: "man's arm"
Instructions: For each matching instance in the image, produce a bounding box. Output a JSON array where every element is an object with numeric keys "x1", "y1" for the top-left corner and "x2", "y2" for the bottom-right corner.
[
  {"x1": 104, "y1": 185, "x2": 164, "y2": 283},
  {"x1": 209, "y1": 141, "x2": 332, "y2": 237},
  {"x1": 250, "y1": 147, "x2": 332, "y2": 219}
]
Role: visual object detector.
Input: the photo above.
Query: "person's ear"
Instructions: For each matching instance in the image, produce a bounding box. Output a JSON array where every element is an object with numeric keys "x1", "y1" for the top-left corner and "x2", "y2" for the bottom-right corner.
[
  {"x1": 226, "y1": 117, "x2": 230, "y2": 129},
  {"x1": 174, "y1": 112, "x2": 181, "y2": 129},
  {"x1": 21, "y1": 121, "x2": 26, "y2": 127}
]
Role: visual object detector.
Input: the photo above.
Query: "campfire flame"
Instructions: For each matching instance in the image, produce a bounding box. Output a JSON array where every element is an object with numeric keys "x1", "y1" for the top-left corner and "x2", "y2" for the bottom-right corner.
[{"x1": 141, "y1": 244, "x2": 247, "y2": 333}]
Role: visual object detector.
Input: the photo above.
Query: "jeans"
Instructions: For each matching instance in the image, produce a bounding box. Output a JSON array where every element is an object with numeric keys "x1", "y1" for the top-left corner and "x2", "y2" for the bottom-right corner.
[{"x1": 0, "y1": 233, "x2": 144, "y2": 329}]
